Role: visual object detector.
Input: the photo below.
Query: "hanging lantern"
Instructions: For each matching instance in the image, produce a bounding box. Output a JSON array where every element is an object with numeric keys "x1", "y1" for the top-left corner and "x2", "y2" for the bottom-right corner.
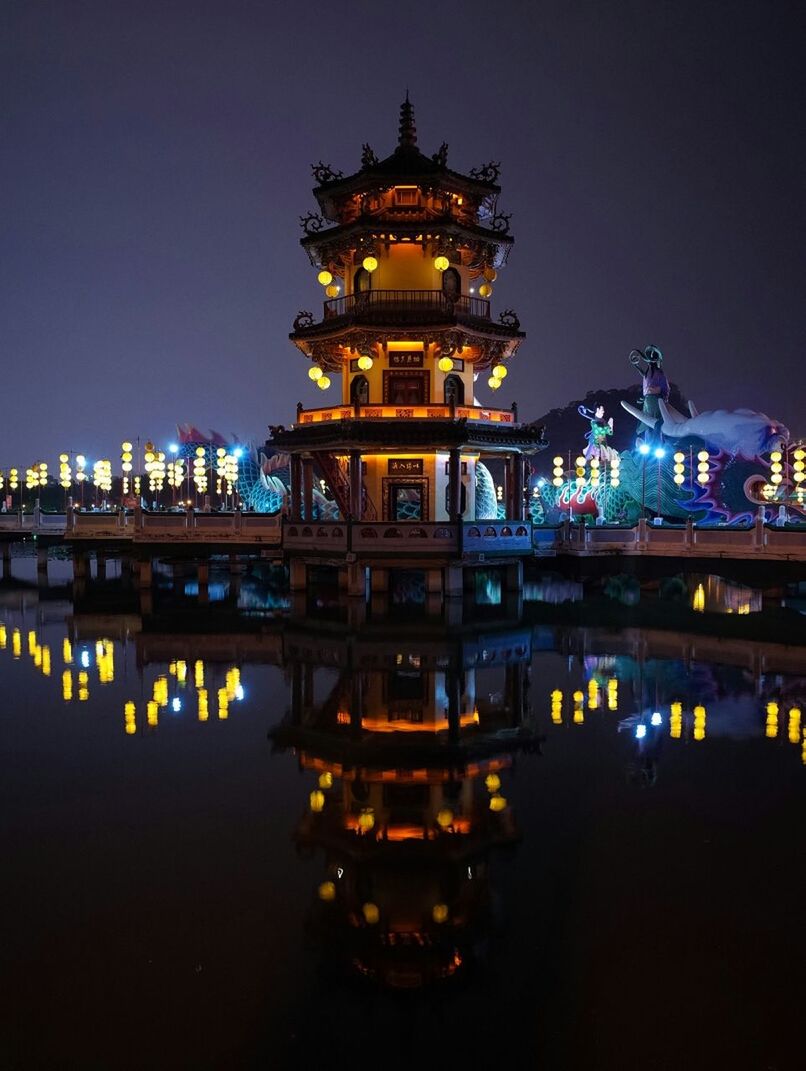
[
  {"x1": 484, "y1": 773, "x2": 501, "y2": 793},
  {"x1": 357, "y1": 807, "x2": 375, "y2": 833},
  {"x1": 317, "y1": 375, "x2": 331, "y2": 390},
  {"x1": 483, "y1": 266, "x2": 497, "y2": 282},
  {"x1": 362, "y1": 255, "x2": 378, "y2": 272},
  {"x1": 309, "y1": 790, "x2": 325, "y2": 813},
  {"x1": 362, "y1": 903, "x2": 380, "y2": 925},
  {"x1": 318, "y1": 881, "x2": 336, "y2": 902},
  {"x1": 317, "y1": 270, "x2": 333, "y2": 286},
  {"x1": 357, "y1": 354, "x2": 373, "y2": 371},
  {"x1": 438, "y1": 355, "x2": 454, "y2": 373},
  {"x1": 489, "y1": 794, "x2": 507, "y2": 812},
  {"x1": 552, "y1": 456, "x2": 564, "y2": 488},
  {"x1": 436, "y1": 808, "x2": 454, "y2": 830},
  {"x1": 432, "y1": 903, "x2": 449, "y2": 924},
  {"x1": 325, "y1": 284, "x2": 339, "y2": 298},
  {"x1": 492, "y1": 364, "x2": 507, "y2": 380},
  {"x1": 318, "y1": 771, "x2": 333, "y2": 789},
  {"x1": 478, "y1": 283, "x2": 492, "y2": 298},
  {"x1": 434, "y1": 255, "x2": 450, "y2": 272},
  {"x1": 487, "y1": 375, "x2": 501, "y2": 390},
  {"x1": 308, "y1": 365, "x2": 323, "y2": 381}
]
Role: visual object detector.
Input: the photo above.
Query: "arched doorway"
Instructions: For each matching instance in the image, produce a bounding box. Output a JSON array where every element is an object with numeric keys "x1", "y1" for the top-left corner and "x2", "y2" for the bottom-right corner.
[
  {"x1": 444, "y1": 374, "x2": 464, "y2": 407},
  {"x1": 353, "y1": 267, "x2": 372, "y2": 293},
  {"x1": 441, "y1": 267, "x2": 461, "y2": 301},
  {"x1": 351, "y1": 375, "x2": 369, "y2": 406}
]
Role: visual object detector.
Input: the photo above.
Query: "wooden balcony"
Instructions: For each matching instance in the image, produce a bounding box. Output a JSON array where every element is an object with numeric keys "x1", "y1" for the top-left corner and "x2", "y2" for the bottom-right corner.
[
  {"x1": 296, "y1": 403, "x2": 516, "y2": 426},
  {"x1": 322, "y1": 289, "x2": 491, "y2": 325}
]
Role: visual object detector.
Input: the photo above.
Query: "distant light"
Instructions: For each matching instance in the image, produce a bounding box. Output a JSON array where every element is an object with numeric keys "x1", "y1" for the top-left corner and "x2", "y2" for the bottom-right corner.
[
  {"x1": 233, "y1": 448, "x2": 243, "y2": 459},
  {"x1": 638, "y1": 442, "x2": 650, "y2": 456},
  {"x1": 537, "y1": 477, "x2": 546, "y2": 487},
  {"x1": 80, "y1": 650, "x2": 90, "y2": 668},
  {"x1": 654, "y1": 447, "x2": 666, "y2": 459},
  {"x1": 635, "y1": 724, "x2": 647, "y2": 739},
  {"x1": 168, "y1": 443, "x2": 179, "y2": 454},
  {"x1": 234, "y1": 683, "x2": 244, "y2": 701},
  {"x1": 171, "y1": 697, "x2": 182, "y2": 712},
  {"x1": 650, "y1": 711, "x2": 662, "y2": 726}
]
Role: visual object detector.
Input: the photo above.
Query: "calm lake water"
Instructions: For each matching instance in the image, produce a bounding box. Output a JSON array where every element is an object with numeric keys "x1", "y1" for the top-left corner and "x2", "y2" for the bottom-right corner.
[{"x1": 1, "y1": 550, "x2": 804, "y2": 1070}]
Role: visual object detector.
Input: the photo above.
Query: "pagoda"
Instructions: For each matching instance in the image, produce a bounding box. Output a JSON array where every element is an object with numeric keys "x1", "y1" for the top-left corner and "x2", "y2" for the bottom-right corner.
[{"x1": 270, "y1": 98, "x2": 546, "y2": 599}]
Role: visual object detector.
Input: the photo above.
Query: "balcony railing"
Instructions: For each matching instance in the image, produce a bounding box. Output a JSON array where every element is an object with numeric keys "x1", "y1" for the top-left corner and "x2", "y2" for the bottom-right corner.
[
  {"x1": 321, "y1": 289, "x2": 491, "y2": 325},
  {"x1": 296, "y1": 403, "x2": 516, "y2": 425}
]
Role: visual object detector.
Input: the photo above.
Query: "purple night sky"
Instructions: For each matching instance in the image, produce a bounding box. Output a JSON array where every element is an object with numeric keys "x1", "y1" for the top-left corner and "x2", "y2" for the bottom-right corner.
[{"x1": 2, "y1": 0, "x2": 804, "y2": 467}]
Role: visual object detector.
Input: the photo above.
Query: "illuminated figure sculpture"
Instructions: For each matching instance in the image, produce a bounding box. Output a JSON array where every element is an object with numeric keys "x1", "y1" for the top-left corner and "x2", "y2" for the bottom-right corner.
[
  {"x1": 577, "y1": 404, "x2": 617, "y2": 463},
  {"x1": 624, "y1": 345, "x2": 669, "y2": 442}
]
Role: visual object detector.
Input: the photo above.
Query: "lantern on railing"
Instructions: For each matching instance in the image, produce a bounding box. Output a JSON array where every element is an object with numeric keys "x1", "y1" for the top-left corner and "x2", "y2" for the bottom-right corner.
[
  {"x1": 769, "y1": 450, "x2": 783, "y2": 487},
  {"x1": 610, "y1": 454, "x2": 620, "y2": 488},
  {"x1": 216, "y1": 447, "x2": 227, "y2": 497},
  {"x1": 59, "y1": 454, "x2": 71, "y2": 490},
  {"x1": 792, "y1": 448, "x2": 805, "y2": 485},
  {"x1": 673, "y1": 450, "x2": 686, "y2": 486},
  {"x1": 9, "y1": 468, "x2": 18, "y2": 492},
  {"x1": 575, "y1": 455, "x2": 586, "y2": 484},
  {"x1": 552, "y1": 456, "x2": 564, "y2": 488},
  {"x1": 120, "y1": 441, "x2": 133, "y2": 497},
  {"x1": 38, "y1": 462, "x2": 48, "y2": 488},
  {"x1": 589, "y1": 457, "x2": 600, "y2": 487},
  {"x1": 193, "y1": 447, "x2": 207, "y2": 494},
  {"x1": 0, "y1": 470, "x2": 4, "y2": 493},
  {"x1": 75, "y1": 456, "x2": 86, "y2": 486},
  {"x1": 225, "y1": 452, "x2": 239, "y2": 496}
]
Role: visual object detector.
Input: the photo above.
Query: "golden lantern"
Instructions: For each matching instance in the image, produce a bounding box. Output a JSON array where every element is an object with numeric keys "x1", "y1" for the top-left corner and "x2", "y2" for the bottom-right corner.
[
  {"x1": 357, "y1": 807, "x2": 375, "y2": 834},
  {"x1": 492, "y1": 364, "x2": 507, "y2": 380},
  {"x1": 483, "y1": 266, "x2": 497, "y2": 282},
  {"x1": 317, "y1": 270, "x2": 333, "y2": 286},
  {"x1": 357, "y1": 354, "x2": 373, "y2": 371},
  {"x1": 436, "y1": 808, "x2": 454, "y2": 830},
  {"x1": 552, "y1": 455, "x2": 564, "y2": 488},
  {"x1": 362, "y1": 903, "x2": 380, "y2": 925},
  {"x1": 489, "y1": 794, "x2": 507, "y2": 813},
  {"x1": 484, "y1": 773, "x2": 501, "y2": 794},
  {"x1": 308, "y1": 365, "x2": 323, "y2": 381},
  {"x1": 317, "y1": 375, "x2": 331, "y2": 390},
  {"x1": 362, "y1": 255, "x2": 378, "y2": 272},
  {"x1": 432, "y1": 903, "x2": 449, "y2": 924},
  {"x1": 309, "y1": 790, "x2": 325, "y2": 813},
  {"x1": 318, "y1": 881, "x2": 336, "y2": 902},
  {"x1": 487, "y1": 375, "x2": 501, "y2": 390},
  {"x1": 437, "y1": 355, "x2": 454, "y2": 373},
  {"x1": 478, "y1": 283, "x2": 492, "y2": 298},
  {"x1": 318, "y1": 771, "x2": 333, "y2": 789},
  {"x1": 325, "y1": 284, "x2": 340, "y2": 298},
  {"x1": 434, "y1": 255, "x2": 450, "y2": 272}
]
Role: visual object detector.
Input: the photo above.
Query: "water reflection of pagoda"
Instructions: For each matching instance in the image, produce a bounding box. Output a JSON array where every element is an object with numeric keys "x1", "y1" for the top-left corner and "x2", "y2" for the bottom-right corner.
[{"x1": 270, "y1": 621, "x2": 541, "y2": 988}]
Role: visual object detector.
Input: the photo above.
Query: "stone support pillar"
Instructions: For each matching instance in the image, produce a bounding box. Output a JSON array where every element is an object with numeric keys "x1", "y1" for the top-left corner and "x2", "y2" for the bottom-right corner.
[
  {"x1": 302, "y1": 457, "x2": 314, "y2": 521},
  {"x1": 289, "y1": 455, "x2": 303, "y2": 522},
  {"x1": 349, "y1": 451, "x2": 362, "y2": 520},
  {"x1": 448, "y1": 448, "x2": 462, "y2": 519}
]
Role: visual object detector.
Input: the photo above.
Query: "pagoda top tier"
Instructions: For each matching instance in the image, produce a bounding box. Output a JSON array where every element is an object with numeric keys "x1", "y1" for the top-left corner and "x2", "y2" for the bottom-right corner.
[{"x1": 309, "y1": 97, "x2": 506, "y2": 226}]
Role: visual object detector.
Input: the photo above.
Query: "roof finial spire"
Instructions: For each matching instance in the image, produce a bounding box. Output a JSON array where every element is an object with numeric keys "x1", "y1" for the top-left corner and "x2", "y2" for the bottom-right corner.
[{"x1": 398, "y1": 94, "x2": 417, "y2": 148}]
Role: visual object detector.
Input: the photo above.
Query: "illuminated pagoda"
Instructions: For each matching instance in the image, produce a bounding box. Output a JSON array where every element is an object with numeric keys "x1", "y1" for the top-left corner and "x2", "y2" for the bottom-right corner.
[
  {"x1": 270, "y1": 98, "x2": 546, "y2": 597},
  {"x1": 270, "y1": 622, "x2": 539, "y2": 988}
]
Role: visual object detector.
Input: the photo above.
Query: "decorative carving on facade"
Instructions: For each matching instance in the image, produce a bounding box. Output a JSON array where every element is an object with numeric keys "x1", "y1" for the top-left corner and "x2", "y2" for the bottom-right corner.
[
  {"x1": 469, "y1": 161, "x2": 501, "y2": 184},
  {"x1": 311, "y1": 161, "x2": 343, "y2": 185},
  {"x1": 489, "y1": 212, "x2": 512, "y2": 234},
  {"x1": 299, "y1": 212, "x2": 326, "y2": 234},
  {"x1": 292, "y1": 310, "x2": 315, "y2": 330},
  {"x1": 499, "y1": 308, "x2": 521, "y2": 330}
]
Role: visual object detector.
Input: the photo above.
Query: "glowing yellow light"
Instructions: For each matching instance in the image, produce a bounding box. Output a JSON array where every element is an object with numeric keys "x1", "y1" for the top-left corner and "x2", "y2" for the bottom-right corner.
[
  {"x1": 697, "y1": 450, "x2": 709, "y2": 462},
  {"x1": 198, "y1": 688, "x2": 209, "y2": 721},
  {"x1": 788, "y1": 707, "x2": 801, "y2": 744},
  {"x1": 432, "y1": 903, "x2": 449, "y2": 924},
  {"x1": 492, "y1": 364, "x2": 507, "y2": 380},
  {"x1": 438, "y1": 356, "x2": 454, "y2": 373},
  {"x1": 317, "y1": 375, "x2": 331, "y2": 390},
  {"x1": 487, "y1": 376, "x2": 501, "y2": 390},
  {"x1": 483, "y1": 266, "x2": 497, "y2": 282},
  {"x1": 318, "y1": 881, "x2": 336, "y2": 902},
  {"x1": 693, "y1": 583, "x2": 705, "y2": 612},
  {"x1": 489, "y1": 794, "x2": 507, "y2": 812},
  {"x1": 770, "y1": 451, "x2": 782, "y2": 463},
  {"x1": 670, "y1": 700, "x2": 682, "y2": 738},
  {"x1": 317, "y1": 270, "x2": 333, "y2": 286},
  {"x1": 362, "y1": 903, "x2": 380, "y2": 925},
  {"x1": 62, "y1": 670, "x2": 73, "y2": 702},
  {"x1": 357, "y1": 808, "x2": 375, "y2": 834},
  {"x1": 325, "y1": 284, "x2": 339, "y2": 298},
  {"x1": 357, "y1": 354, "x2": 373, "y2": 371},
  {"x1": 217, "y1": 687, "x2": 229, "y2": 720},
  {"x1": 362, "y1": 255, "x2": 378, "y2": 272},
  {"x1": 673, "y1": 452, "x2": 685, "y2": 462},
  {"x1": 434, "y1": 255, "x2": 450, "y2": 272},
  {"x1": 484, "y1": 773, "x2": 501, "y2": 793},
  {"x1": 309, "y1": 789, "x2": 325, "y2": 813},
  {"x1": 147, "y1": 700, "x2": 158, "y2": 726},
  {"x1": 436, "y1": 808, "x2": 454, "y2": 829},
  {"x1": 693, "y1": 704, "x2": 706, "y2": 741},
  {"x1": 587, "y1": 679, "x2": 600, "y2": 710}
]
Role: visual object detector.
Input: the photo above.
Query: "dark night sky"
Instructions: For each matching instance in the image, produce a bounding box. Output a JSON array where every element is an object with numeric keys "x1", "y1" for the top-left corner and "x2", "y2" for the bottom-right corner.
[{"x1": 2, "y1": 0, "x2": 804, "y2": 466}]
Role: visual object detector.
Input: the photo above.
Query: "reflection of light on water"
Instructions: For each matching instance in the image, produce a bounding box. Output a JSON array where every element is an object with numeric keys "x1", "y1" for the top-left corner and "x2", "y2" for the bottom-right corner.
[
  {"x1": 523, "y1": 577, "x2": 583, "y2": 604},
  {"x1": 690, "y1": 575, "x2": 761, "y2": 614}
]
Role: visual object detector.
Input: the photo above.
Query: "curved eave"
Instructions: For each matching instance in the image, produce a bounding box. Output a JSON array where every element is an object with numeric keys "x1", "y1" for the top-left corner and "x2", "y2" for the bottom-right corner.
[
  {"x1": 314, "y1": 167, "x2": 500, "y2": 221},
  {"x1": 268, "y1": 418, "x2": 548, "y2": 455},
  {"x1": 289, "y1": 318, "x2": 525, "y2": 346},
  {"x1": 300, "y1": 217, "x2": 514, "y2": 258}
]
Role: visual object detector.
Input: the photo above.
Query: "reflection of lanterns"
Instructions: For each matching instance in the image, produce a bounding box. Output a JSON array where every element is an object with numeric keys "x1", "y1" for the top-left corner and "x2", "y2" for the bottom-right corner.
[
  {"x1": 432, "y1": 903, "x2": 449, "y2": 924},
  {"x1": 693, "y1": 704, "x2": 706, "y2": 741},
  {"x1": 489, "y1": 794, "x2": 507, "y2": 812},
  {"x1": 487, "y1": 375, "x2": 501, "y2": 390},
  {"x1": 484, "y1": 773, "x2": 501, "y2": 793},
  {"x1": 438, "y1": 355, "x2": 454, "y2": 373},
  {"x1": 318, "y1": 771, "x2": 333, "y2": 789},
  {"x1": 492, "y1": 363, "x2": 507, "y2": 380},
  {"x1": 551, "y1": 689, "x2": 563, "y2": 724},
  {"x1": 478, "y1": 283, "x2": 492, "y2": 298},
  {"x1": 357, "y1": 807, "x2": 375, "y2": 834},
  {"x1": 357, "y1": 353, "x2": 373, "y2": 371},
  {"x1": 362, "y1": 255, "x2": 378, "y2": 272},
  {"x1": 434, "y1": 255, "x2": 449, "y2": 272},
  {"x1": 318, "y1": 881, "x2": 336, "y2": 902},
  {"x1": 552, "y1": 455, "x2": 564, "y2": 488},
  {"x1": 765, "y1": 700, "x2": 779, "y2": 738},
  {"x1": 317, "y1": 375, "x2": 331, "y2": 390},
  {"x1": 362, "y1": 903, "x2": 380, "y2": 925},
  {"x1": 309, "y1": 790, "x2": 325, "y2": 812},
  {"x1": 317, "y1": 270, "x2": 332, "y2": 286},
  {"x1": 436, "y1": 808, "x2": 454, "y2": 829}
]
